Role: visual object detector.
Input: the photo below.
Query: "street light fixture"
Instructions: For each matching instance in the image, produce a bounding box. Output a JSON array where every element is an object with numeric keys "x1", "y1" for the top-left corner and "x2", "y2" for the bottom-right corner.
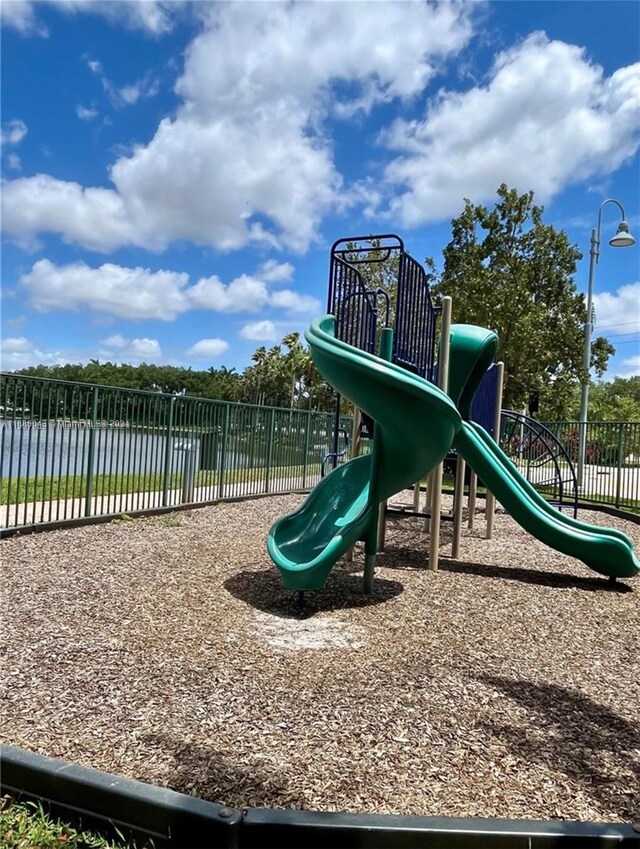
[{"x1": 577, "y1": 198, "x2": 636, "y2": 488}]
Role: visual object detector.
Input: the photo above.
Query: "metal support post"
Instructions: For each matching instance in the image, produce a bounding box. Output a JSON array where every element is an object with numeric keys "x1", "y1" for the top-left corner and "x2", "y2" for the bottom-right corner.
[
  {"x1": 428, "y1": 295, "x2": 452, "y2": 571},
  {"x1": 485, "y1": 361, "x2": 504, "y2": 539},
  {"x1": 467, "y1": 471, "x2": 477, "y2": 530},
  {"x1": 451, "y1": 454, "x2": 466, "y2": 559}
]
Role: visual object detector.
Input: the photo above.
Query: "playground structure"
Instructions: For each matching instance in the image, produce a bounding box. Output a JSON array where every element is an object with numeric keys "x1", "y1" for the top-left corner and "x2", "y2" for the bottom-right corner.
[
  {"x1": 3, "y1": 237, "x2": 639, "y2": 845},
  {"x1": 268, "y1": 236, "x2": 639, "y2": 593}
]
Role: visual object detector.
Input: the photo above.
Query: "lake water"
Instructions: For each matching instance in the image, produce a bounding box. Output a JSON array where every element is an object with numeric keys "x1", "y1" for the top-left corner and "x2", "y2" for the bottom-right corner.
[
  {"x1": 0, "y1": 422, "x2": 229, "y2": 479},
  {"x1": 0, "y1": 421, "x2": 326, "y2": 480}
]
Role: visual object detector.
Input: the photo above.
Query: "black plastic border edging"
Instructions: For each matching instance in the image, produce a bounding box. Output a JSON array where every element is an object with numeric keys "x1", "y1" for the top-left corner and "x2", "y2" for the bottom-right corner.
[
  {"x1": 1, "y1": 744, "x2": 242, "y2": 849},
  {"x1": 2, "y1": 745, "x2": 639, "y2": 849}
]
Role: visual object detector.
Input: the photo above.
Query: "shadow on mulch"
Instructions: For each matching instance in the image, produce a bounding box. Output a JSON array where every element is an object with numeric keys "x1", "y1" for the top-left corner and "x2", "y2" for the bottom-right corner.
[
  {"x1": 478, "y1": 676, "x2": 640, "y2": 819},
  {"x1": 141, "y1": 734, "x2": 295, "y2": 808},
  {"x1": 224, "y1": 568, "x2": 403, "y2": 618},
  {"x1": 437, "y1": 558, "x2": 633, "y2": 593}
]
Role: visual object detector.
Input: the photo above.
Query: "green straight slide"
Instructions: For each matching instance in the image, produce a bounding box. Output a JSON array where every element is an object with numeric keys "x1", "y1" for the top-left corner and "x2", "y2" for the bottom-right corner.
[
  {"x1": 445, "y1": 323, "x2": 638, "y2": 580},
  {"x1": 455, "y1": 421, "x2": 639, "y2": 579},
  {"x1": 267, "y1": 315, "x2": 461, "y2": 590}
]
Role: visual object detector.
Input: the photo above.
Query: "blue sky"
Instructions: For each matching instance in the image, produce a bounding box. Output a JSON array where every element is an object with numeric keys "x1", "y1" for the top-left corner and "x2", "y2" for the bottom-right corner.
[{"x1": 1, "y1": 0, "x2": 639, "y2": 378}]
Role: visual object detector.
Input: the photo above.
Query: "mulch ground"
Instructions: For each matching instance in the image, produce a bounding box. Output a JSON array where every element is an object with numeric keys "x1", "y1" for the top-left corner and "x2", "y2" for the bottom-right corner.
[{"x1": 2, "y1": 494, "x2": 639, "y2": 822}]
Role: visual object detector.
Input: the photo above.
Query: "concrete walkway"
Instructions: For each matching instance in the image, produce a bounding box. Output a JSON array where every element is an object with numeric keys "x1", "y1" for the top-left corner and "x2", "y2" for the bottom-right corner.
[{"x1": 2, "y1": 472, "x2": 322, "y2": 530}]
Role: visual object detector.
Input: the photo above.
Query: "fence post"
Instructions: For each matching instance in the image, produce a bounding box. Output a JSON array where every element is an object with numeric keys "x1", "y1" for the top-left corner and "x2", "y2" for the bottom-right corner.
[
  {"x1": 181, "y1": 443, "x2": 196, "y2": 504},
  {"x1": 264, "y1": 409, "x2": 276, "y2": 494},
  {"x1": 302, "y1": 410, "x2": 312, "y2": 489},
  {"x1": 615, "y1": 424, "x2": 625, "y2": 508},
  {"x1": 162, "y1": 396, "x2": 175, "y2": 507},
  {"x1": 218, "y1": 404, "x2": 230, "y2": 499},
  {"x1": 84, "y1": 385, "x2": 99, "y2": 517}
]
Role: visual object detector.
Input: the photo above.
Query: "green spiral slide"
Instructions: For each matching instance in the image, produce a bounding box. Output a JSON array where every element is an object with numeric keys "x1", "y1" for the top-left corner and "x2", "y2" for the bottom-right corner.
[
  {"x1": 267, "y1": 317, "x2": 638, "y2": 590},
  {"x1": 267, "y1": 315, "x2": 461, "y2": 590}
]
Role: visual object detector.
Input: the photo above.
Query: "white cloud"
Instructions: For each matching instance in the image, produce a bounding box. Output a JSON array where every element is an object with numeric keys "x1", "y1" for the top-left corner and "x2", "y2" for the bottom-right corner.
[
  {"x1": 6, "y1": 153, "x2": 22, "y2": 171},
  {"x1": 4, "y1": 314, "x2": 28, "y2": 329},
  {"x1": 188, "y1": 274, "x2": 270, "y2": 313},
  {"x1": 380, "y1": 33, "x2": 640, "y2": 225},
  {"x1": 22, "y1": 259, "x2": 190, "y2": 320},
  {"x1": 129, "y1": 337, "x2": 161, "y2": 359},
  {"x1": 86, "y1": 57, "x2": 160, "y2": 108},
  {"x1": 269, "y1": 290, "x2": 321, "y2": 314},
  {"x1": 1, "y1": 1, "x2": 178, "y2": 37},
  {"x1": 240, "y1": 320, "x2": 278, "y2": 342},
  {"x1": 3, "y1": 175, "x2": 145, "y2": 252},
  {"x1": 593, "y1": 282, "x2": 640, "y2": 336},
  {"x1": 99, "y1": 334, "x2": 162, "y2": 361},
  {"x1": 19, "y1": 258, "x2": 316, "y2": 320},
  {"x1": 1, "y1": 119, "x2": 27, "y2": 145},
  {"x1": 0, "y1": 1, "x2": 45, "y2": 35},
  {"x1": 618, "y1": 355, "x2": 640, "y2": 378},
  {"x1": 2, "y1": 2, "x2": 475, "y2": 253},
  {"x1": 101, "y1": 333, "x2": 127, "y2": 349},
  {"x1": 259, "y1": 260, "x2": 294, "y2": 284},
  {"x1": 76, "y1": 104, "x2": 98, "y2": 121},
  {"x1": 0, "y1": 336, "x2": 66, "y2": 370},
  {"x1": 186, "y1": 338, "x2": 229, "y2": 359}
]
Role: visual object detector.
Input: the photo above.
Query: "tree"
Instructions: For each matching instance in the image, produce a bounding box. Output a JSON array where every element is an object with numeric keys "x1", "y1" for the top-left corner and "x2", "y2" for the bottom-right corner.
[
  {"x1": 432, "y1": 184, "x2": 614, "y2": 414},
  {"x1": 242, "y1": 333, "x2": 334, "y2": 410},
  {"x1": 566, "y1": 376, "x2": 640, "y2": 421}
]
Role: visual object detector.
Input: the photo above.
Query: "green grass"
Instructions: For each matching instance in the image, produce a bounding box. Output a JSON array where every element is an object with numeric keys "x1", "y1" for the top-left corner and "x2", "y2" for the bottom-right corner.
[
  {"x1": 3, "y1": 464, "x2": 638, "y2": 515},
  {"x1": 0, "y1": 464, "x2": 312, "y2": 506},
  {"x1": 0, "y1": 796, "x2": 141, "y2": 849}
]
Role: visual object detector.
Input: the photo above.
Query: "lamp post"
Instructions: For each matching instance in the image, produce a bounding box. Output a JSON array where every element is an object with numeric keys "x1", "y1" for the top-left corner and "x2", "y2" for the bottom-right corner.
[{"x1": 577, "y1": 198, "x2": 635, "y2": 488}]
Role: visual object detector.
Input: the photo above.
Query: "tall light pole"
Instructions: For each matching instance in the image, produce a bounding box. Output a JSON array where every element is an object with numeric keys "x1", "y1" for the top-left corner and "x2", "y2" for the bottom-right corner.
[{"x1": 577, "y1": 198, "x2": 635, "y2": 488}]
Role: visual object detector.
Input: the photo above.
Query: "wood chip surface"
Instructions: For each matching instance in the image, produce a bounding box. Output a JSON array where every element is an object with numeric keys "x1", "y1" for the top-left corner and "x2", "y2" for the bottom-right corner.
[{"x1": 2, "y1": 494, "x2": 639, "y2": 822}]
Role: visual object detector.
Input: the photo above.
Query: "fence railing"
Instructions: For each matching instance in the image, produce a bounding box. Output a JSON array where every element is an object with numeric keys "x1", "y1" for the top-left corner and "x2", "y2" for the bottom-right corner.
[
  {"x1": 0, "y1": 373, "x2": 352, "y2": 531},
  {"x1": 501, "y1": 411, "x2": 579, "y2": 516},
  {"x1": 2, "y1": 373, "x2": 638, "y2": 532},
  {"x1": 541, "y1": 421, "x2": 640, "y2": 511}
]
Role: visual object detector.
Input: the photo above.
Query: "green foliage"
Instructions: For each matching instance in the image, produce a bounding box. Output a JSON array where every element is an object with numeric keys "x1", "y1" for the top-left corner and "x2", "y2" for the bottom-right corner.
[
  {"x1": 242, "y1": 332, "x2": 334, "y2": 410},
  {"x1": 0, "y1": 796, "x2": 134, "y2": 849},
  {"x1": 6, "y1": 334, "x2": 336, "y2": 412},
  {"x1": 432, "y1": 184, "x2": 614, "y2": 415},
  {"x1": 567, "y1": 376, "x2": 640, "y2": 421},
  {"x1": 11, "y1": 360, "x2": 244, "y2": 401},
  {"x1": 587, "y1": 376, "x2": 640, "y2": 422},
  {"x1": 160, "y1": 516, "x2": 182, "y2": 528}
]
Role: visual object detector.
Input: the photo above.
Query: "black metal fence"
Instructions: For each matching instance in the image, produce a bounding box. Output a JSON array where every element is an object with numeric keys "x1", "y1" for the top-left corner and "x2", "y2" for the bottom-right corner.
[
  {"x1": 0, "y1": 373, "x2": 351, "y2": 532},
  {"x1": 394, "y1": 249, "x2": 438, "y2": 380},
  {"x1": 2, "y1": 372, "x2": 638, "y2": 533},
  {"x1": 327, "y1": 250, "x2": 377, "y2": 354},
  {"x1": 542, "y1": 420, "x2": 640, "y2": 511},
  {"x1": 328, "y1": 234, "x2": 438, "y2": 380}
]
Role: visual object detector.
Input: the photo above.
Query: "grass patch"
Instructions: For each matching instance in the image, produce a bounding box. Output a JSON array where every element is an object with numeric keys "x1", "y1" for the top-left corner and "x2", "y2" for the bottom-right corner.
[
  {"x1": 159, "y1": 515, "x2": 182, "y2": 528},
  {"x1": 0, "y1": 464, "x2": 314, "y2": 506},
  {"x1": 0, "y1": 796, "x2": 140, "y2": 849}
]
